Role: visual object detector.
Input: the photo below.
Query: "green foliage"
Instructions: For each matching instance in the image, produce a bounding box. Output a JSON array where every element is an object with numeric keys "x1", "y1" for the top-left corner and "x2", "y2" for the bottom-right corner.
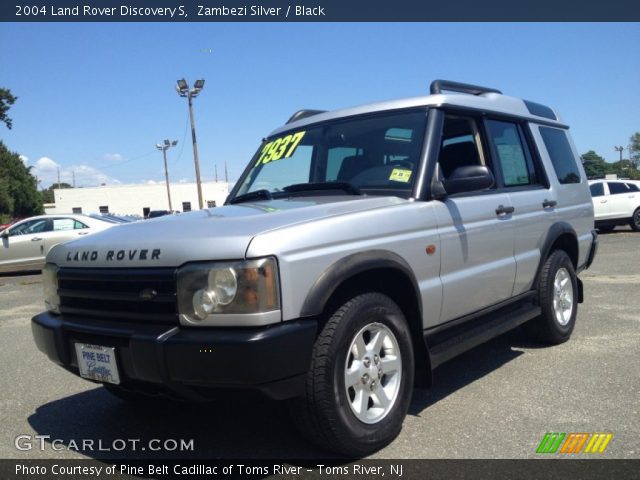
[
  {"x1": 580, "y1": 150, "x2": 610, "y2": 178},
  {"x1": 629, "y1": 132, "x2": 640, "y2": 169},
  {"x1": 0, "y1": 88, "x2": 17, "y2": 130},
  {"x1": 40, "y1": 182, "x2": 72, "y2": 204},
  {"x1": 0, "y1": 141, "x2": 43, "y2": 218}
]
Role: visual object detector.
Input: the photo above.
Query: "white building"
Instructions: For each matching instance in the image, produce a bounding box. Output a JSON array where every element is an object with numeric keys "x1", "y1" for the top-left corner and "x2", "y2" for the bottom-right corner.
[{"x1": 51, "y1": 181, "x2": 231, "y2": 217}]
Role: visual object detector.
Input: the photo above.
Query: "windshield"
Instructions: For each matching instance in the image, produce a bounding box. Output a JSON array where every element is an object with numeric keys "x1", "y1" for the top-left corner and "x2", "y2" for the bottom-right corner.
[{"x1": 232, "y1": 110, "x2": 427, "y2": 200}]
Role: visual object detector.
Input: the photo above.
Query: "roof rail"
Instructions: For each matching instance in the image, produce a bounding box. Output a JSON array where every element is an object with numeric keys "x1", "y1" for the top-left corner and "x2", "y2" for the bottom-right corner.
[
  {"x1": 430, "y1": 79, "x2": 502, "y2": 96},
  {"x1": 286, "y1": 109, "x2": 326, "y2": 124}
]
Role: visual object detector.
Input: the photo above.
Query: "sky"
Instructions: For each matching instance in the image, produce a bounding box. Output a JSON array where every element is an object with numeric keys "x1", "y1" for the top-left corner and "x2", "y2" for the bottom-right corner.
[{"x1": 0, "y1": 23, "x2": 639, "y2": 189}]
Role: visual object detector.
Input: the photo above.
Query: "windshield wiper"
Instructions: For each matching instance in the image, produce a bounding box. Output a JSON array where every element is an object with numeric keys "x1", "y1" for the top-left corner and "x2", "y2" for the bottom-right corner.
[
  {"x1": 282, "y1": 182, "x2": 362, "y2": 196},
  {"x1": 228, "y1": 189, "x2": 273, "y2": 204}
]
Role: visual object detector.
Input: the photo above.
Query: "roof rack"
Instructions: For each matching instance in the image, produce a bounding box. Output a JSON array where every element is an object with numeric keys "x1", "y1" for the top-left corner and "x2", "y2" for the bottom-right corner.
[
  {"x1": 430, "y1": 79, "x2": 502, "y2": 96},
  {"x1": 286, "y1": 109, "x2": 326, "y2": 124}
]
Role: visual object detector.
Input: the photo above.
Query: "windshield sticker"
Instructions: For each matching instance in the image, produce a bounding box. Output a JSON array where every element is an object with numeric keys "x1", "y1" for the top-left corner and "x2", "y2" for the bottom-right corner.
[
  {"x1": 256, "y1": 131, "x2": 306, "y2": 166},
  {"x1": 389, "y1": 168, "x2": 412, "y2": 183}
]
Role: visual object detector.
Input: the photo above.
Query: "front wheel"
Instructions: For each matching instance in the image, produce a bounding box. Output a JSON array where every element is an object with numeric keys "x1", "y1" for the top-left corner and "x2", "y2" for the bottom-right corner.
[
  {"x1": 289, "y1": 292, "x2": 414, "y2": 456},
  {"x1": 524, "y1": 250, "x2": 577, "y2": 344}
]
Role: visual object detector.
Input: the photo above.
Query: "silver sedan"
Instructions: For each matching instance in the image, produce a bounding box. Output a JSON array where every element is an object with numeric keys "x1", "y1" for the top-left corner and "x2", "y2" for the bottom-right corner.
[{"x1": 0, "y1": 214, "x2": 114, "y2": 273}]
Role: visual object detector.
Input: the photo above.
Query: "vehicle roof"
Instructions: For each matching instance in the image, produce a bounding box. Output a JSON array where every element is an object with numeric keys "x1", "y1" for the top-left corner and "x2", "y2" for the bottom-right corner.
[{"x1": 270, "y1": 91, "x2": 567, "y2": 137}]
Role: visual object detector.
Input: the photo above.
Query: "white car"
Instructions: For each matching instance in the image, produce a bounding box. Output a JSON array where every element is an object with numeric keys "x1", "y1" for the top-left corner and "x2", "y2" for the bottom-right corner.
[
  {"x1": 0, "y1": 214, "x2": 114, "y2": 273},
  {"x1": 588, "y1": 179, "x2": 640, "y2": 232}
]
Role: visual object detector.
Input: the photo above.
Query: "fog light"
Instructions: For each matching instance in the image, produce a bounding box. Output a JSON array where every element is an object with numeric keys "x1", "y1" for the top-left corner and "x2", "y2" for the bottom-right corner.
[{"x1": 192, "y1": 289, "x2": 218, "y2": 320}]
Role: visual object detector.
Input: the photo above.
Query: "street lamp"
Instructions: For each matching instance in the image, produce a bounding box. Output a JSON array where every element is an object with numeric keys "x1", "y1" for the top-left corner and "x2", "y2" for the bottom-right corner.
[
  {"x1": 176, "y1": 78, "x2": 205, "y2": 209},
  {"x1": 615, "y1": 146, "x2": 624, "y2": 177},
  {"x1": 156, "y1": 139, "x2": 178, "y2": 211}
]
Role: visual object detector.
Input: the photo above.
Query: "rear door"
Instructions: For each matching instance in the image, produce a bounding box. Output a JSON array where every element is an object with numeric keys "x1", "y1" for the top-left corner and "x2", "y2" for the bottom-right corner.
[
  {"x1": 432, "y1": 114, "x2": 517, "y2": 323},
  {"x1": 43, "y1": 217, "x2": 91, "y2": 255},
  {"x1": 484, "y1": 119, "x2": 555, "y2": 295},
  {"x1": 606, "y1": 181, "x2": 636, "y2": 218}
]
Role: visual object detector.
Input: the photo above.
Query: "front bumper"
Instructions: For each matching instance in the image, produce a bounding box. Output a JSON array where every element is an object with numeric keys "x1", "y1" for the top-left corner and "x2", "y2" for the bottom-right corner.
[{"x1": 32, "y1": 313, "x2": 317, "y2": 400}]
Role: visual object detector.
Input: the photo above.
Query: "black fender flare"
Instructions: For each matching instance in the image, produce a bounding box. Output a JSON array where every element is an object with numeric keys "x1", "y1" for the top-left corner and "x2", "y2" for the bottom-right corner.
[
  {"x1": 300, "y1": 250, "x2": 422, "y2": 318},
  {"x1": 534, "y1": 221, "x2": 579, "y2": 289}
]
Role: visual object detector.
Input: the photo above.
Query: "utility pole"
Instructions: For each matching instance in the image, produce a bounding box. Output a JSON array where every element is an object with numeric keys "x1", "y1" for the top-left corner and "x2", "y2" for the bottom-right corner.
[
  {"x1": 57, "y1": 167, "x2": 61, "y2": 186},
  {"x1": 224, "y1": 161, "x2": 228, "y2": 183},
  {"x1": 176, "y1": 79, "x2": 205, "y2": 209},
  {"x1": 615, "y1": 146, "x2": 624, "y2": 177},
  {"x1": 156, "y1": 140, "x2": 178, "y2": 211},
  {"x1": 72, "y1": 170, "x2": 76, "y2": 188},
  {"x1": 215, "y1": 164, "x2": 218, "y2": 182}
]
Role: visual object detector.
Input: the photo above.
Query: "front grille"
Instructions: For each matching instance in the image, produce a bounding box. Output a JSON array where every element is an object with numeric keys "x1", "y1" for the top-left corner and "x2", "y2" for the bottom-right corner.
[{"x1": 58, "y1": 267, "x2": 178, "y2": 323}]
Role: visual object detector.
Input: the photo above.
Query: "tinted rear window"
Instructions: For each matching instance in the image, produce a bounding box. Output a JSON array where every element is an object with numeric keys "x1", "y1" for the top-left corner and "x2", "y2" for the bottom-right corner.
[{"x1": 539, "y1": 127, "x2": 581, "y2": 184}]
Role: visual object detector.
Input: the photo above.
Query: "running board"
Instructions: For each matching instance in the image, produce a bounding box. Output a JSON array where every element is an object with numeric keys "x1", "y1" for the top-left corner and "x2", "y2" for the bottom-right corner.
[{"x1": 426, "y1": 300, "x2": 541, "y2": 369}]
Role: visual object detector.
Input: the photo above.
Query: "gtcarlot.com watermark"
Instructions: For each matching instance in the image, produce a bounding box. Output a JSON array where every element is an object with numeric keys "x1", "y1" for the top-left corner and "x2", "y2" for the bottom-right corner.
[{"x1": 15, "y1": 434, "x2": 194, "y2": 452}]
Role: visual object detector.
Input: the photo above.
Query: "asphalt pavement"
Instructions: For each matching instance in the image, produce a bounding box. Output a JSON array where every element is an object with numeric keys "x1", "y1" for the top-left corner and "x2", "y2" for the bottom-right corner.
[{"x1": 0, "y1": 228, "x2": 638, "y2": 460}]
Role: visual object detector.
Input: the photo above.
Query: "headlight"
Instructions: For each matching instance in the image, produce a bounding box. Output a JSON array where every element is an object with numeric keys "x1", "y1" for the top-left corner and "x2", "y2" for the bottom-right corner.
[
  {"x1": 42, "y1": 263, "x2": 60, "y2": 314},
  {"x1": 177, "y1": 257, "x2": 280, "y2": 326}
]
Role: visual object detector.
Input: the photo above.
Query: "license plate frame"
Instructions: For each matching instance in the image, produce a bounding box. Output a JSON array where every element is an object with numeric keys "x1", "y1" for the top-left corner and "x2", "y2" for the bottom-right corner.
[{"x1": 74, "y1": 343, "x2": 120, "y2": 385}]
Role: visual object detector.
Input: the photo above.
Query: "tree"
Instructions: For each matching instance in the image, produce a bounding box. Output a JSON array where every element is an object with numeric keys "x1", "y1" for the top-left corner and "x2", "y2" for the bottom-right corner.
[
  {"x1": 580, "y1": 150, "x2": 610, "y2": 178},
  {"x1": 40, "y1": 182, "x2": 72, "y2": 204},
  {"x1": 629, "y1": 132, "x2": 640, "y2": 170},
  {"x1": 0, "y1": 141, "x2": 43, "y2": 219},
  {"x1": 0, "y1": 88, "x2": 17, "y2": 130}
]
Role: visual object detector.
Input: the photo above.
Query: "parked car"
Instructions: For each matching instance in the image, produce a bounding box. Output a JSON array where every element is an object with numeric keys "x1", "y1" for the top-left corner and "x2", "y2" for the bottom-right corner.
[
  {"x1": 32, "y1": 80, "x2": 597, "y2": 456},
  {"x1": 588, "y1": 179, "x2": 640, "y2": 231},
  {"x1": 0, "y1": 214, "x2": 114, "y2": 273}
]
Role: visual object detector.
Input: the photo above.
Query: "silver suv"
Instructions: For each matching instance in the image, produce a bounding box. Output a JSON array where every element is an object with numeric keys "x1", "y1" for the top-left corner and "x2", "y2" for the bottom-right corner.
[{"x1": 32, "y1": 80, "x2": 598, "y2": 456}]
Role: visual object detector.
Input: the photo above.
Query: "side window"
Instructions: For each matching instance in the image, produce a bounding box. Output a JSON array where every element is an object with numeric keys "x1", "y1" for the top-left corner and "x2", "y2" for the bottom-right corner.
[
  {"x1": 539, "y1": 127, "x2": 581, "y2": 184},
  {"x1": 8, "y1": 220, "x2": 38, "y2": 236},
  {"x1": 589, "y1": 183, "x2": 605, "y2": 197},
  {"x1": 26, "y1": 219, "x2": 51, "y2": 234},
  {"x1": 624, "y1": 183, "x2": 639, "y2": 192},
  {"x1": 438, "y1": 116, "x2": 486, "y2": 179},
  {"x1": 607, "y1": 182, "x2": 628, "y2": 195},
  {"x1": 487, "y1": 120, "x2": 539, "y2": 187},
  {"x1": 74, "y1": 220, "x2": 88, "y2": 229},
  {"x1": 53, "y1": 218, "x2": 75, "y2": 231}
]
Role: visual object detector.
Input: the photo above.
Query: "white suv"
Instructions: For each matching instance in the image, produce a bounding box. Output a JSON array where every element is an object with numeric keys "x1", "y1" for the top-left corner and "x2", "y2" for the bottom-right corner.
[{"x1": 589, "y1": 179, "x2": 640, "y2": 232}]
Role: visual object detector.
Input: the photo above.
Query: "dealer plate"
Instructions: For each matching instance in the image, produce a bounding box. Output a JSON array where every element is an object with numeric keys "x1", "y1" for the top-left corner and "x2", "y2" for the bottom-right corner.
[{"x1": 74, "y1": 343, "x2": 120, "y2": 385}]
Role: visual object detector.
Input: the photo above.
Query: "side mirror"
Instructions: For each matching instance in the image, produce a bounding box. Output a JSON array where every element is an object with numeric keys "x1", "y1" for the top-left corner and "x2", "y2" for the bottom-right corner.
[
  {"x1": 1, "y1": 230, "x2": 8, "y2": 239},
  {"x1": 443, "y1": 165, "x2": 494, "y2": 195}
]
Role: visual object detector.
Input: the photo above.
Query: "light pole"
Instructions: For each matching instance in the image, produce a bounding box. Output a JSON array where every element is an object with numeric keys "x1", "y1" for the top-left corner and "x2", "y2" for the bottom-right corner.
[
  {"x1": 176, "y1": 78, "x2": 205, "y2": 209},
  {"x1": 156, "y1": 139, "x2": 178, "y2": 211},
  {"x1": 615, "y1": 146, "x2": 624, "y2": 178}
]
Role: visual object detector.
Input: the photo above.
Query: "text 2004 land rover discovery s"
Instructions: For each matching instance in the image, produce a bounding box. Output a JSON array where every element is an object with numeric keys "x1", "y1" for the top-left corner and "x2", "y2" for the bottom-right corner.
[{"x1": 33, "y1": 80, "x2": 598, "y2": 456}]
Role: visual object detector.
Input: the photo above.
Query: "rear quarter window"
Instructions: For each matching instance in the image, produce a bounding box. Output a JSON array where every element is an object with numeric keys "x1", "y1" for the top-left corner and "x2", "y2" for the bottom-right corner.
[{"x1": 539, "y1": 127, "x2": 582, "y2": 184}]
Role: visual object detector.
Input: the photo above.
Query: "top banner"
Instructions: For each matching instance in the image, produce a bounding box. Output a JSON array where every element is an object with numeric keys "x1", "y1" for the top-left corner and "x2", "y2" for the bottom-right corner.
[{"x1": 2, "y1": 0, "x2": 640, "y2": 22}]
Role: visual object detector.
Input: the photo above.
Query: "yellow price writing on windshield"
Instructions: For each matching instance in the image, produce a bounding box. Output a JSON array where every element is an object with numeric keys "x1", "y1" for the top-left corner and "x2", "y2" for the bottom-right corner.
[{"x1": 256, "y1": 131, "x2": 306, "y2": 166}]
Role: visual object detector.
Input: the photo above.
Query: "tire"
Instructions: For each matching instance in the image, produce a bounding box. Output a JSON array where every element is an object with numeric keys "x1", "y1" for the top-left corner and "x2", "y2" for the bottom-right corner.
[
  {"x1": 630, "y1": 208, "x2": 640, "y2": 232},
  {"x1": 289, "y1": 292, "x2": 414, "y2": 457},
  {"x1": 525, "y1": 250, "x2": 578, "y2": 344}
]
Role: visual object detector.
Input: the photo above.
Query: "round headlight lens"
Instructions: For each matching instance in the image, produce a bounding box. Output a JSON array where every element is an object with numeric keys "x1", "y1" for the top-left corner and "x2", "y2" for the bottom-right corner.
[
  {"x1": 192, "y1": 289, "x2": 218, "y2": 320},
  {"x1": 209, "y1": 268, "x2": 237, "y2": 306}
]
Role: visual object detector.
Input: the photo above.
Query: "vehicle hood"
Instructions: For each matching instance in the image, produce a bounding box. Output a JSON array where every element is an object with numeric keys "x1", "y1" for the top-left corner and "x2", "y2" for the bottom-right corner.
[{"x1": 48, "y1": 196, "x2": 407, "y2": 268}]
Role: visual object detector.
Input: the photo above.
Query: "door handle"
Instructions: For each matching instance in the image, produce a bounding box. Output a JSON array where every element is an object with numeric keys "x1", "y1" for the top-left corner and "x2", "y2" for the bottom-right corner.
[
  {"x1": 600, "y1": 200, "x2": 607, "y2": 203},
  {"x1": 542, "y1": 199, "x2": 557, "y2": 208},
  {"x1": 31, "y1": 237, "x2": 42, "y2": 241},
  {"x1": 495, "y1": 205, "x2": 515, "y2": 216},
  {"x1": 77, "y1": 232, "x2": 89, "y2": 235}
]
